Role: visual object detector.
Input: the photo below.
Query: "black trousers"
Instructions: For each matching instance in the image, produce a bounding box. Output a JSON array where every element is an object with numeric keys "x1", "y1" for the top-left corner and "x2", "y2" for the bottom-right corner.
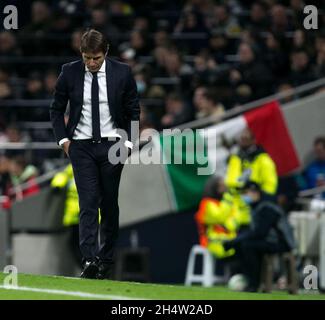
[
  {"x1": 68, "y1": 138, "x2": 124, "y2": 265},
  {"x1": 234, "y1": 240, "x2": 289, "y2": 289}
]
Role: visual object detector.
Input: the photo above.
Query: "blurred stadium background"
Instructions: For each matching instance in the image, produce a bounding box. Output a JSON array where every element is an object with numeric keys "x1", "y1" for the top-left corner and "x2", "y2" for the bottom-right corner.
[{"x1": 0, "y1": 0, "x2": 325, "y2": 298}]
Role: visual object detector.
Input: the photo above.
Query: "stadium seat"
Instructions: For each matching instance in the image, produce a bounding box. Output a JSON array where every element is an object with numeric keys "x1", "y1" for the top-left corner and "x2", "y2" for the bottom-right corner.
[
  {"x1": 184, "y1": 245, "x2": 227, "y2": 287},
  {"x1": 260, "y1": 252, "x2": 298, "y2": 294}
]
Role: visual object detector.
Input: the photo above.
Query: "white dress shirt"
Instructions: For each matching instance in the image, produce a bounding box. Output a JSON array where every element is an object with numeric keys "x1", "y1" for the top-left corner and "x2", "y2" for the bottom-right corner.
[{"x1": 59, "y1": 60, "x2": 133, "y2": 149}]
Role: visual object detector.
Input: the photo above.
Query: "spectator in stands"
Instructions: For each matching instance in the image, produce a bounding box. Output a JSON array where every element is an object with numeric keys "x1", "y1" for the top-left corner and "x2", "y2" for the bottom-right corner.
[
  {"x1": 289, "y1": 49, "x2": 315, "y2": 87},
  {"x1": 194, "y1": 89, "x2": 224, "y2": 120},
  {"x1": 276, "y1": 82, "x2": 295, "y2": 104},
  {"x1": 43, "y1": 70, "x2": 58, "y2": 99},
  {"x1": 160, "y1": 92, "x2": 192, "y2": 128},
  {"x1": 313, "y1": 40, "x2": 325, "y2": 79},
  {"x1": 185, "y1": 0, "x2": 215, "y2": 19},
  {"x1": 152, "y1": 46, "x2": 170, "y2": 77},
  {"x1": 84, "y1": 0, "x2": 106, "y2": 10},
  {"x1": 292, "y1": 30, "x2": 311, "y2": 53},
  {"x1": 164, "y1": 50, "x2": 193, "y2": 78},
  {"x1": 0, "y1": 31, "x2": 21, "y2": 57},
  {"x1": 0, "y1": 154, "x2": 11, "y2": 196},
  {"x1": 107, "y1": 1, "x2": 134, "y2": 33},
  {"x1": 48, "y1": 10, "x2": 74, "y2": 56},
  {"x1": 5, "y1": 125, "x2": 25, "y2": 143},
  {"x1": 134, "y1": 70, "x2": 149, "y2": 98},
  {"x1": 24, "y1": 72, "x2": 44, "y2": 100},
  {"x1": 19, "y1": 1, "x2": 52, "y2": 56},
  {"x1": 223, "y1": 181, "x2": 295, "y2": 292},
  {"x1": 0, "y1": 80, "x2": 13, "y2": 100},
  {"x1": 290, "y1": 0, "x2": 305, "y2": 29},
  {"x1": 208, "y1": 30, "x2": 232, "y2": 64},
  {"x1": 153, "y1": 29, "x2": 171, "y2": 48},
  {"x1": 264, "y1": 32, "x2": 289, "y2": 79},
  {"x1": 229, "y1": 42, "x2": 273, "y2": 104},
  {"x1": 24, "y1": 72, "x2": 49, "y2": 120},
  {"x1": 120, "y1": 47, "x2": 138, "y2": 69},
  {"x1": 193, "y1": 86, "x2": 207, "y2": 114},
  {"x1": 129, "y1": 30, "x2": 151, "y2": 57},
  {"x1": 240, "y1": 29, "x2": 263, "y2": 52},
  {"x1": 193, "y1": 50, "x2": 218, "y2": 80},
  {"x1": 109, "y1": 0, "x2": 134, "y2": 17},
  {"x1": 70, "y1": 29, "x2": 84, "y2": 56},
  {"x1": 174, "y1": 7, "x2": 209, "y2": 54},
  {"x1": 315, "y1": 33, "x2": 325, "y2": 54},
  {"x1": 247, "y1": 1, "x2": 269, "y2": 31},
  {"x1": 207, "y1": 4, "x2": 240, "y2": 36},
  {"x1": 0, "y1": 68, "x2": 15, "y2": 101},
  {"x1": 3, "y1": 125, "x2": 30, "y2": 157},
  {"x1": 87, "y1": 7, "x2": 119, "y2": 46},
  {"x1": 303, "y1": 137, "x2": 325, "y2": 191},
  {"x1": 139, "y1": 105, "x2": 156, "y2": 138},
  {"x1": 9, "y1": 155, "x2": 40, "y2": 200},
  {"x1": 270, "y1": 4, "x2": 293, "y2": 34},
  {"x1": 133, "y1": 16, "x2": 150, "y2": 33}
]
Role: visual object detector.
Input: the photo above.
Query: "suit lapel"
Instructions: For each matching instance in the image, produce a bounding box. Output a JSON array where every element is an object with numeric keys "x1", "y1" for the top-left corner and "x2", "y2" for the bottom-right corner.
[
  {"x1": 105, "y1": 58, "x2": 116, "y2": 119},
  {"x1": 74, "y1": 59, "x2": 85, "y2": 106}
]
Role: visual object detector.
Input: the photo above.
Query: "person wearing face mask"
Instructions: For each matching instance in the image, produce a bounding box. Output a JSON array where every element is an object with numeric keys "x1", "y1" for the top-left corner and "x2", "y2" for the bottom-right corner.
[
  {"x1": 223, "y1": 181, "x2": 295, "y2": 292},
  {"x1": 134, "y1": 72, "x2": 147, "y2": 97},
  {"x1": 225, "y1": 128, "x2": 278, "y2": 197},
  {"x1": 224, "y1": 128, "x2": 278, "y2": 235}
]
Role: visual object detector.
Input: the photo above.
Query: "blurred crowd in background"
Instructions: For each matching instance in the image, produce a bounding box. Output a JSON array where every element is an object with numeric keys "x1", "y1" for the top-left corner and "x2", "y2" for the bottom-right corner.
[{"x1": 0, "y1": 0, "x2": 324, "y2": 195}]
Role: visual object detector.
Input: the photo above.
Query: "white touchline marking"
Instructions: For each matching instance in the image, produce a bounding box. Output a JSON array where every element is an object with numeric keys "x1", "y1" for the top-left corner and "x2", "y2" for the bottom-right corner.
[{"x1": 0, "y1": 285, "x2": 148, "y2": 300}]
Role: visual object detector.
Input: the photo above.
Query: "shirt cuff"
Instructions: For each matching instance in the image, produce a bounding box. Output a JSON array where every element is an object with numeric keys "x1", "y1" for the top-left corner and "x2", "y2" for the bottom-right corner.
[
  {"x1": 59, "y1": 138, "x2": 70, "y2": 146},
  {"x1": 124, "y1": 140, "x2": 133, "y2": 149}
]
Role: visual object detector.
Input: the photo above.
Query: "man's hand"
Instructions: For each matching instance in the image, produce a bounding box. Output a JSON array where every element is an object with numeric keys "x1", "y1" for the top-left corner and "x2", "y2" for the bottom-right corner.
[
  {"x1": 122, "y1": 145, "x2": 132, "y2": 162},
  {"x1": 62, "y1": 140, "x2": 71, "y2": 157}
]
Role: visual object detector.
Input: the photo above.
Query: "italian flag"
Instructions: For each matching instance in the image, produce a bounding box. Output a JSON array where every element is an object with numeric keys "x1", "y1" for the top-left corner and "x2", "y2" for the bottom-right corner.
[{"x1": 159, "y1": 101, "x2": 300, "y2": 211}]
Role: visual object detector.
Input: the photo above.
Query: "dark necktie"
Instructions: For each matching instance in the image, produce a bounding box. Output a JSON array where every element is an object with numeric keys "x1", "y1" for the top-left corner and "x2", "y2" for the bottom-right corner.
[{"x1": 91, "y1": 72, "x2": 101, "y2": 143}]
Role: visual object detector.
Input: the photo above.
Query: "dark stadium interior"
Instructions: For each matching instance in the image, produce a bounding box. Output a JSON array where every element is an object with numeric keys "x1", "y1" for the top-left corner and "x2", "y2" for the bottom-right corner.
[{"x1": 1, "y1": 0, "x2": 325, "y2": 293}]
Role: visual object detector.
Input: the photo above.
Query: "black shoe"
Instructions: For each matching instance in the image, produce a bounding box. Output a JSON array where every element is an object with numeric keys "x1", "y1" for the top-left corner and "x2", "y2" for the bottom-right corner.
[
  {"x1": 96, "y1": 261, "x2": 113, "y2": 280},
  {"x1": 80, "y1": 259, "x2": 99, "y2": 279}
]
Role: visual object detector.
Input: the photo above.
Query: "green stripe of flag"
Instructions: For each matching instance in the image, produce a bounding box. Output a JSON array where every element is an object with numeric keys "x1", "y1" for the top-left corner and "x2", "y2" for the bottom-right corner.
[{"x1": 160, "y1": 129, "x2": 212, "y2": 211}]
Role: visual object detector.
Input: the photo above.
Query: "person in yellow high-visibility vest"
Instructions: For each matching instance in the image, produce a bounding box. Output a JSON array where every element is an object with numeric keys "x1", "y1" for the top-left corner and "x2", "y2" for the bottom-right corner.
[
  {"x1": 51, "y1": 164, "x2": 81, "y2": 266},
  {"x1": 51, "y1": 164, "x2": 79, "y2": 226},
  {"x1": 195, "y1": 176, "x2": 246, "y2": 259},
  {"x1": 225, "y1": 128, "x2": 278, "y2": 196},
  {"x1": 196, "y1": 129, "x2": 278, "y2": 259},
  {"x1": 221, "y1": 129, "x2": 278, "y2": 255}
]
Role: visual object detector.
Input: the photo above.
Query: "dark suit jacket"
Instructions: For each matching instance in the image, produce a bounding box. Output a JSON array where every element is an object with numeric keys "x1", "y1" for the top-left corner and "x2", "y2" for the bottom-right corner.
[{"x1": 50, "y1": 57, "x2": 140, "y2": 145}]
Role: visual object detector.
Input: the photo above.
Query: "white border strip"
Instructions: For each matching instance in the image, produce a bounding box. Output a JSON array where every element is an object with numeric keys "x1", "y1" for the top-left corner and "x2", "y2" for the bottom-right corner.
[{"x1": 0, "y1": 285, "x2": 147, "y2": 300}]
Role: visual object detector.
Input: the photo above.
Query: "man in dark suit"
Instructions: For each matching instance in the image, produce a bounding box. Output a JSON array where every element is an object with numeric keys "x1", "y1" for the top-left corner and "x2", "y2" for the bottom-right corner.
[{"x1": 50, "y1": 29, "x2": 140, "y2": 279}]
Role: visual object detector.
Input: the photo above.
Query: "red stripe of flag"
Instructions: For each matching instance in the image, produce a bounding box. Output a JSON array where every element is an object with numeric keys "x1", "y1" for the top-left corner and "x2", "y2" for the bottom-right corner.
[{"x1": 244, "y1": 100, "x2": 300, "y2": 176}]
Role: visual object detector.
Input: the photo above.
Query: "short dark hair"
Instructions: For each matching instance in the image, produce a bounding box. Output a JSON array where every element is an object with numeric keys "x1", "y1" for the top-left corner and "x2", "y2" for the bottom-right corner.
[
  {"x1": 80, "y1": 29, "x2": 108, "y2": 54},
  {"x1": 314, "y1": 136, "x2": 325, "y2": 148},
  {"x1": 202, "y1": 90, "x2": 217, "y2": 104}
]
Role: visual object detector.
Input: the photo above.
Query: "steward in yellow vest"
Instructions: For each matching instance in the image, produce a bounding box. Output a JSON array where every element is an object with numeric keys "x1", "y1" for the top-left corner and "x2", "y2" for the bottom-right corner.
[{"x1": 51, "y1": 164, "x2": 79, "y2": 226}]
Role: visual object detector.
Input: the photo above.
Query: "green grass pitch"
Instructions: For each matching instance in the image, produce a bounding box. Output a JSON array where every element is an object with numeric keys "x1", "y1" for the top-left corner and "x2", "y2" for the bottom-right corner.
[{"x1": 0, "y1": 273, "x2": 324, "y2": 300}]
